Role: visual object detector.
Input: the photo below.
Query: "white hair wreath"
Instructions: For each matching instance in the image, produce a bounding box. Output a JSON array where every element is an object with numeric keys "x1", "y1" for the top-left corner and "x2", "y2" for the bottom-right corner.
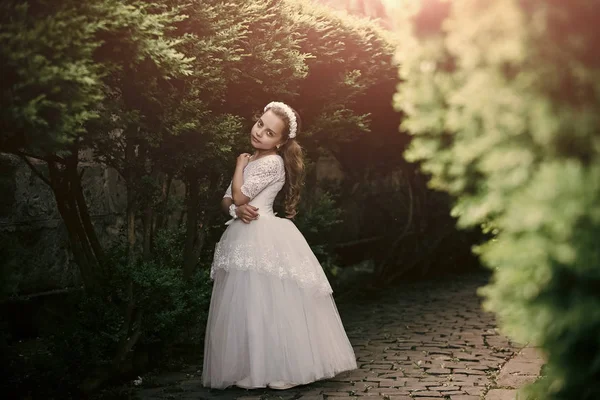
[{"x1": 264, "y1": 101, "x2": 298, "y2": 139}]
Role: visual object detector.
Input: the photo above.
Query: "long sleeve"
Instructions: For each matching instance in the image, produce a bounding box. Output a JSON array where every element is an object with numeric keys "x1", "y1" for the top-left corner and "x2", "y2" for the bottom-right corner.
[{"x1": 240, "y1": 156, "x2": 285, "y2": 200}]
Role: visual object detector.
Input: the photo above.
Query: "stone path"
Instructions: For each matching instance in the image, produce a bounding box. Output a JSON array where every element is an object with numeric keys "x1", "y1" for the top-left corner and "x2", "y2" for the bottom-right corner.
[
  {"x1": 135, "y1": 272, "x2": 543, "y2": 400},
  {"x1": 486, "y1": 347, "x2": 544, "y2": 400}
]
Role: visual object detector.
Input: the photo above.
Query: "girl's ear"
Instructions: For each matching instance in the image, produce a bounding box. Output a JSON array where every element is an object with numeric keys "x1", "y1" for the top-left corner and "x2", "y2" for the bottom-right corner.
[{"x1": 277, "y1": 138, "x2": 288, "y2": 149}]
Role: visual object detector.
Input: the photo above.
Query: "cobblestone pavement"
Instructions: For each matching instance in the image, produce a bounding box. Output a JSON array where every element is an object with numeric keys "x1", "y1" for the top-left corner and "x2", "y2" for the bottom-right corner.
[
  {"x1": 136, "y1": 272, "x2": 537, "y2": 400},
  {"x1": 486, "y1": 347, "x2": 543, "y2": 400}
]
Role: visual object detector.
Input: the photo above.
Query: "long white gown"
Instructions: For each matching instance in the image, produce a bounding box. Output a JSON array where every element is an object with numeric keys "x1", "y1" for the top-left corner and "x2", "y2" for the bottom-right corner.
[{"x1": 202, "y1": 154, "x2": 357, "y2": 389}]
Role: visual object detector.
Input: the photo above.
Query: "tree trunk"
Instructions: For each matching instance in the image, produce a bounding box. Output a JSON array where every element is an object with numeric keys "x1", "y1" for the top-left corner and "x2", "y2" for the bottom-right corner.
[
  {"x1": 125, "y1": 130, "x2": 138, "y2": 267},
  {"x1": 373, "y1": 172, "x2": 415, "y2": 281},
  {"x1": 47, "y1": 159, "x2": 102, "y2": 292},
  {"x1": 142, "y1": 205, "x2": 153, "y2": 261},
  {"x1": 66, "y1": 151, "x2": 106, "y2": 271},
  {"x1": 183, "y1": 171, "x2": 223, "y2": 278},
  {"x1": 183, "y1": 171, "x2": 200, "y2": 279},
  {"x1": 142, "y1": 166, "x2": 156, "y2": 262},
  {"x1": 154, "y1": 173, "x2": 172, "y2": 234},
  {"x1": 177, "y1": 181, "x2": 187, "y2": 228}
]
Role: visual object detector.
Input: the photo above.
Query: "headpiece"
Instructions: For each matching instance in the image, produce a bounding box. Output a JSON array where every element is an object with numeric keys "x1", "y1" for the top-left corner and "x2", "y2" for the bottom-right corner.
[{"x1": 264, "y1": 101, "x2": 298, "y2": 138}]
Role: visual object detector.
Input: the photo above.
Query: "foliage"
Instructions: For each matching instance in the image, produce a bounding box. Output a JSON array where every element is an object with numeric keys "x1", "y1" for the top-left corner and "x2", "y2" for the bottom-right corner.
[
  {"x1": 0, "y1": 0, "x2": 191, "y2": 155},
  {"x1": 281, "y1": 1, "x2": 456, "y2": 285},
  {"x1": 96, "y1": 228, "x2": 212, "y2": 349},
  {"x1": 316, "y1": 0, "x2": 392, "y2": 23},
  {"x1": 0, "y1": 0, "x2": 195, "y2": 293},
  {"x1": 394, "y1": 0, "x2": 600, "y2": 398},
  {"x1": 0, "y1": 0, "x2": 103, "y2": 154},
  {"x1": 294, "y1": 190, "x2": 344, "y2": 279},
  {"x1": 2, "y1": 227, "x2": 213, "y2": 398},
  {"x1": 288, "y1": 0, "x2": 400, "y2": 159},
  {"x1": 1, "y1": 0, "x2": 405, "y2": 282}
]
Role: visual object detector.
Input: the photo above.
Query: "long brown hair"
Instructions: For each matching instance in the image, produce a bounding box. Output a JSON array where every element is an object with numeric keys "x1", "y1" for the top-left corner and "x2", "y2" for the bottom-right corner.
[{"x1": 270, "y1": 106, "x2": 305, "y2": 219}]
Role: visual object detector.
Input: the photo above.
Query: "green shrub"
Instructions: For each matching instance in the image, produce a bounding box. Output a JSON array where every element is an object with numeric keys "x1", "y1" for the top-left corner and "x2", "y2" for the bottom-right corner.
[
  {"x1": 394, "y1": 1, "x2": 600, "y2": 398},
  {"x1": 3, "y1": 227, "x2": 212, "y2": 398},
  {"x1": 293, "y1": 190, "x2": 344, "y2": 279}
]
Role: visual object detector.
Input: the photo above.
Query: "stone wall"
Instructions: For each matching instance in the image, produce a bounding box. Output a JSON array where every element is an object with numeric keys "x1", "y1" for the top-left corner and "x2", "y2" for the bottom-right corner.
[
  {"x1": 0, "y1": 153, "x2": 127, "y2": 296},
  {"x1": 0, "y1": 152, "x2": 345, "y2": 297}
]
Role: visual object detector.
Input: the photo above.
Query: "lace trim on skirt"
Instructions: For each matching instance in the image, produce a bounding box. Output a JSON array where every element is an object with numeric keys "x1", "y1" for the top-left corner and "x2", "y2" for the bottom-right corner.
[{"x1": 211, "y1": 242, "x2": 333, "y2": 295}]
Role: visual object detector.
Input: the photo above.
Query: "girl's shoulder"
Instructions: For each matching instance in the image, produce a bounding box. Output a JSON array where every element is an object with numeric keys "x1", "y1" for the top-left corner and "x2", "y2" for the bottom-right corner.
[
  {"x1": 250, "y1": 154, "x2": 284, "y2": 167},
  {"x1": 260, "y1": 153, "x2": 283, "y2": 162},
  {"x1": 246, "y1": 154, "x2": 284, "y2": 176}
]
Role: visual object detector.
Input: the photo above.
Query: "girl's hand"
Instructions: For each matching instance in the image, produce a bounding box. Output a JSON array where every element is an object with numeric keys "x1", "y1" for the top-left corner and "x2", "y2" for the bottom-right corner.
[
  {"x1": 236, "y1": 204, "x2": 259, "y2": 224},
  {"x1": 236, "y1": 153, "x2": 252, "y2": 168}
]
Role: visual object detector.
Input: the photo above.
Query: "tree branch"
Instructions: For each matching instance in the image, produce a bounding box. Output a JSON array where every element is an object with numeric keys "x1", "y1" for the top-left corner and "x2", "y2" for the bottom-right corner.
[
  {"x1": 19, "y1": 155, "x2": 51, "y2": 186},
  {"x1": 15, "y1": 150, "x2": 65, "y2": 164}
]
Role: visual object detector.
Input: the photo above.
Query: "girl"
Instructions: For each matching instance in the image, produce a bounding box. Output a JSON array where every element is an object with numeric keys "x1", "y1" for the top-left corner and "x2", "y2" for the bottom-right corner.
[{"x1": 202, "y1": 102, "x2": 357, "y2": 390}]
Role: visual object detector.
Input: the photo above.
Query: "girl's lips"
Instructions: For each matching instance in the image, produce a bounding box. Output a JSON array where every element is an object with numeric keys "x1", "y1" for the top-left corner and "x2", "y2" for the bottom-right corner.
[{"x1": 252, "y1": 136, "x2": 261, "y2": 144}]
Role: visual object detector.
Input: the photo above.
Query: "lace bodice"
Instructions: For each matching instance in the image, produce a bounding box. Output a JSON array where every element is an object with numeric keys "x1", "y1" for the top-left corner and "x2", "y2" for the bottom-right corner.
[
  {"x1": 223, "y1": 155, "x2": 285, "y2": 215},
  {"x1": 215, "y1": 154, "x2": 333, "y2": 295}
]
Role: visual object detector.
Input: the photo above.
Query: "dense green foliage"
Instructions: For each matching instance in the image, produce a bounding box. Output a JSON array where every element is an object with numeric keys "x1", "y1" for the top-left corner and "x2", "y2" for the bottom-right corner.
[
  {"x1": 0, "y1": 0, "x2": 192, "y2": 155},
  {"x1": 316, "y1": 0, "x2": 392, "y2": 27},
  {"x1": 394, "y1": 0, "x2": 600, "y2": 398},
  {"x1": 4, "y1": 228, "x2": 212, "y2": 396}
]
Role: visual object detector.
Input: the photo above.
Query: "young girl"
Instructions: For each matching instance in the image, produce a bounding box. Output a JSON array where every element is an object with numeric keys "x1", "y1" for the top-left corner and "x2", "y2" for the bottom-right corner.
[{"x1": 202, "y1": 102, "x2": 357, "y2": 390}]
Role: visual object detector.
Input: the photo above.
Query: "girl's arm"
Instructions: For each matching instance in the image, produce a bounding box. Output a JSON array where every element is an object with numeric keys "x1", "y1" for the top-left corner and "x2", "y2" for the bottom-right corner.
[
  {"x1": 221, "y1": 154, "x2": 260, "y2": 223},
  {"x1": 232, "y1": 153, "x2": 251, "y2": 206},
  {"x1": 232, "y1": 153, "x2": 283, "y2": 208},
  {"x1": 221, "y1": 197, "x2": 233, "y2": 215},
  {"x1": 222, "y1": 195, "x2": 259, "y2": 223}
]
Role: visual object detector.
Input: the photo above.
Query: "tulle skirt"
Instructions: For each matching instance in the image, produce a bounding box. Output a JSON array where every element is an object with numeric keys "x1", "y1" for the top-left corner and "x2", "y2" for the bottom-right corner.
[{"x1": 202, "y1": 216, "x2": 357, "y2": 389}]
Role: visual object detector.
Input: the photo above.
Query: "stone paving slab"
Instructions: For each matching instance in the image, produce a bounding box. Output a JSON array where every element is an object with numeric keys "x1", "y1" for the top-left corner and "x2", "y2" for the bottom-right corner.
[
  {"x1": 134, "y1": 273, "x2": 540, "y2": 400},
  {"x1": 485, "y1": 346, "x2": 544, "y2": 400}
]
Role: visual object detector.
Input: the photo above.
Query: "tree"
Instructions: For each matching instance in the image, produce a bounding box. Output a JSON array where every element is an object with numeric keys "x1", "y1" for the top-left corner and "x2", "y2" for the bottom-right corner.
[
  {"x1": 1, "y1": 0, "x2": 193, "y2": 292},
  {"x1": 290, "y1": 0, "x2": 470, "y2": 283},
  {"x1": 1, "y1": 0, "x2": 196, "y2": 390},
  {"x1": 394, "y1": 1, "x2": 600, "y2": 398},
  {"x1": 160, "y1": 0, "x2": 310, "y2": 278},
  {"x1": 315, "y1": 0, "x2": 393, "y2": 27}
]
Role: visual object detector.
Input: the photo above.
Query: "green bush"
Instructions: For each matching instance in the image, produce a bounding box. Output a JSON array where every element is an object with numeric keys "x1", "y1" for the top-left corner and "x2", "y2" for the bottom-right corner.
[
  {"x1": 394, "y1": 1, "x2": 600, "y2": 398},
  {"x1": 294, "y1": 190, "x2": 344, "y2": 279},
  {"x1": 3, "y1": 227, "x2": 213, "y2": 398}
]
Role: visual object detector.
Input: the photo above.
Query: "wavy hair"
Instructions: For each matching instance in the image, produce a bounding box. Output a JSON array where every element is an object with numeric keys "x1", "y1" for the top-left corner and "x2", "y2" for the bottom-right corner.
[{"x1": 268, "y1": 106, "x2": 305, "y2": 219}]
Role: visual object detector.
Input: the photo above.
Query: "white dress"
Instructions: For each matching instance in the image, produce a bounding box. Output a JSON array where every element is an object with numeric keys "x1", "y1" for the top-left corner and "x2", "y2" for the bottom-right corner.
[{"x1": 202, "y1": 154, "x2": 357, "y2": 389}]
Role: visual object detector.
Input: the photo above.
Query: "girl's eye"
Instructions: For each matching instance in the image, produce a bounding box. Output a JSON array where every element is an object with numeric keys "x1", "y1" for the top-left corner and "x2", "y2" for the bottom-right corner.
[
  {"x1": 267, "y1": 131, "x2": 273, "y2": 137},
  {"x1": 257, "y1": 120, "x2": 263, "y2": 127}
]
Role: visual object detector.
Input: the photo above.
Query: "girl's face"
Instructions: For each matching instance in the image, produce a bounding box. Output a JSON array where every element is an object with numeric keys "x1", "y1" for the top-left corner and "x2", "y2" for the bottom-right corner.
[{"x1": 250, "y1": 110, "x2": 286, "y2": 150}]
